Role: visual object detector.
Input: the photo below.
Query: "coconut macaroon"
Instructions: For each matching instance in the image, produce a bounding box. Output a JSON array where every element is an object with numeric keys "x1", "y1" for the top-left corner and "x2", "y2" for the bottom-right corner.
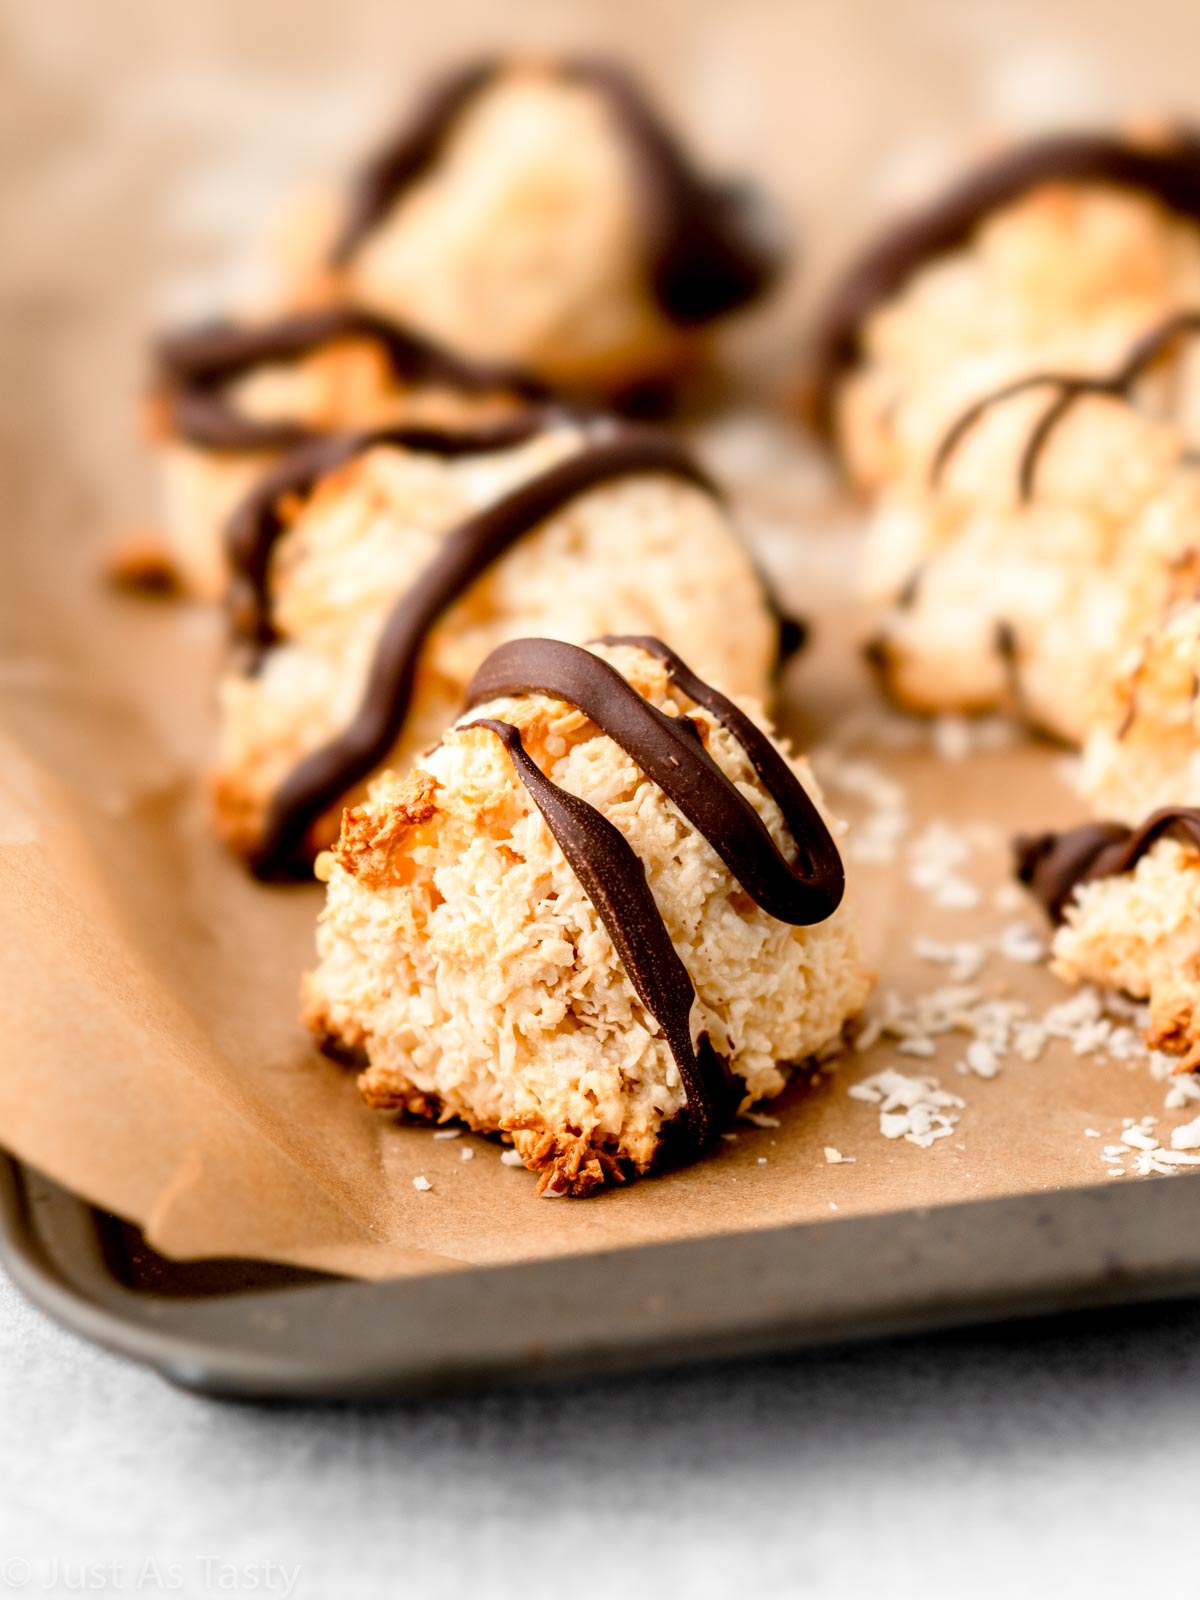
[
  {"x1": 1081, "y1": 565, "x2": 1200, "y2": 819},
  {"x1": 213, "y1": 417, "x2": 781, "y2": 876},
  {"x1": 1015, "y1": 809, "x2": 1200, "y2": 1073},
  {"x1": 302, "y1": 637, "x2": 869, "y2": 1193},
  {"x1": 279, "y1": 57, "x2": 782, "y2": 400},
  {"x1": 806, "y1": 129, "x2": 1200, "y2": 493},
  {"x1": 146, "y1": 307, "x2": 544, "y2": 598},
  {"x1": 858, "y1": 330, "x2": 1200, "y2": 743}
]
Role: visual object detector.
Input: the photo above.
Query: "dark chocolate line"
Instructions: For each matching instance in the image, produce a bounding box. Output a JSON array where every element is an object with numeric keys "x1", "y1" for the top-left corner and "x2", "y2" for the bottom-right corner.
[
  {"x1": 861, "y1": 631, "x2": 896, "y2": 696},
  {"x1": 755, "y1": 563, "x2": 808, "y2": 676},
  {"x1": 330, "y1": 58, "x2": 500, "y2": 269},
  {"x1": 993, "y1": 619, "x2": 1027, "y2": 718},
  {"x1": 896, "y1": 566, "x2": 924, "y2": 611},
  {"x1": 1014, "y1": 805, "x2": 1200, "y2": 923},
  {"x1": 155, "y1": 305, "x2": 547, "y2": 454},
  {"x1": 929, "y1": 311, "x2": 1200, "y2": 498},
  {"x1": 600, "y1": 633, "x2": 843, "y2": 905},
  {"x1": 329, "y1": 55, "x2": 781, "y2": 325},
  {"x1": 225, "y1": 412, "x2": 566, "y2": 650},
  {"x1": 808, "y1": 131, "x2": 1200, "y2": 432},
  {"x1": 563, "y1": 57, "x2": 781, "y2": 325},
  {"x1": 463, "y1": 714, "x2": 737, "y2": 1155},
  {"x1": 465, "y1": 636, "x2": 845, "y2": 924},
  {"x1": 775, "y1": 611, "x2": 809, "y2": 664},
  {"x1": 246, "y1": 429, "x2": 718, "y2": 877}
]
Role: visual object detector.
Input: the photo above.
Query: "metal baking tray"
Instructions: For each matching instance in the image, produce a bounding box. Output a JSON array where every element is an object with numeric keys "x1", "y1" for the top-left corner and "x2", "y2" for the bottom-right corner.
[{"x1": 2, "y1": 1152, "x2": 1198, "y2": 1401}]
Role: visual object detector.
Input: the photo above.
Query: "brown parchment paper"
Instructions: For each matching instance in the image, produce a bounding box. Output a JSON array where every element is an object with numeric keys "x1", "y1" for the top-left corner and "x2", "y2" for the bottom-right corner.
[{"x1": 3, "y1": 0, "x2": 1199, "y2": 1281}]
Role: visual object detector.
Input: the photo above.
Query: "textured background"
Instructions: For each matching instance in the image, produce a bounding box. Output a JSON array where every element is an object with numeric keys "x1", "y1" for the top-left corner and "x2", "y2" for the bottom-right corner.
[
  {"x1": 5, "y1": 1275, "x2": 1200, "y2": 1597},
  {"x1": 5, "y1": 0, "x2": 1200, "y2": 1591}
]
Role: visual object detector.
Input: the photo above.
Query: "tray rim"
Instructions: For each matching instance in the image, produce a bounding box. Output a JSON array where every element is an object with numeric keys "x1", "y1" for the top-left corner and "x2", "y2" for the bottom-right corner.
[{"x1": 3, "y1": 1152, "x2": 1199, "y2": 1402}]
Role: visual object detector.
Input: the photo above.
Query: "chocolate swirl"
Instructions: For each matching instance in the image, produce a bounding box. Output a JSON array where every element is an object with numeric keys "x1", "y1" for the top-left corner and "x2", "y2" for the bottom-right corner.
[
  {"x1": 808, "y1": 130, "x2": 1200, "y2": 432},
  {"x1": 1014, "y1": 805, "x2": 1200, "y2": 923},
  {"x1": 330, "y1": 56, "x2": 782, "y2": 326},
  {"x1": 155, "y1": 305, "x2": 547, "y2": 455},
  {"x1": 239, "y1": 424, "x2": 719, "y2": 878},
  {"x1": 929, "y1": 310, "x2": 1200, "y2": 498},
  {"x1": 462, "y1": 636, "x2": 845, "y2": 1153}
]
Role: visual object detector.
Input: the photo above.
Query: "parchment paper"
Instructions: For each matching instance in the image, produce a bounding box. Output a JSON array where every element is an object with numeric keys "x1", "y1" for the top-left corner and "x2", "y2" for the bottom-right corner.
[{"x1": 2, "y1": 0, "x2": 1197, "y2": 1281}]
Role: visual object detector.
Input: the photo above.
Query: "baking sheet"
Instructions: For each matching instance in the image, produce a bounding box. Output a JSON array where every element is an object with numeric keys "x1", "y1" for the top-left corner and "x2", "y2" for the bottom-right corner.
[
  {"x1": 5, "y1": 1156, "x2": 1200, "y2": 1401},
  {"x1": 2, "y1": 0, "x2": 1199, "y2": 1288}
]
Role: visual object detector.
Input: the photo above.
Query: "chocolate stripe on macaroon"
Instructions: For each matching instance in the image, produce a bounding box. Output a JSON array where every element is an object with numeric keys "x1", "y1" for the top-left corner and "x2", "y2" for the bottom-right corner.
[
  {"x1": 225, "y1": 412, "x2": 566, "y2": 651},
  {"x1": 465, "y1": 716, "x2": 738, "y2": 1156},
  {"x1": 464, "y1": 637, "x2": 845, "y2": 1152},
  {"x1": 154, "y1": 306, "x2": 548, "y2": 454},
  {"x1": 1014, "y1": 806, "x2": 1200, "y2": 923},
  {"x1": 330, "y1": 56, "x2": 783, "y2": 324},
  {"x1": 807, "y1": 131, "x2": 1200, "y2": 431},
  {"x1": 929, "y1": 310, "x2": 1200, "y2": 497},
  {"x1": 242, "y1": 426, "x2": 719, "y2": 878},
  {"x1": 467, "y1": 636, "x2": 845, "y2": 925}
]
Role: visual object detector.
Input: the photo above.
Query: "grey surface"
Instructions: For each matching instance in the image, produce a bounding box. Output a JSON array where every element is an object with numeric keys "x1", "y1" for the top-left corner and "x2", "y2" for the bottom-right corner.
[{"x1": 5, "y1": 1269, "x2": 1200, "y2": 1600}]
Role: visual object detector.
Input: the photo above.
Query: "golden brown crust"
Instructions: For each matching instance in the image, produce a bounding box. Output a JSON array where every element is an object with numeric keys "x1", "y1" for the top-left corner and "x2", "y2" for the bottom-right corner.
[
  {"x1": 332, "y1": 768, "x2": 443, "y2": 888},
  {"x1": 357, "y1": 1070, "x2": 446, "y2": 1121},
  {"x1": 300, "y1": 983, "x2": 369, "y2": 1056},
  {"x1": 344, "y1": 1054, "x2": 636, "y2": 1190},
  {"x1": 208, "y1": 771, "x2": 269, "y2": 861},
  {"x1": 1142, "y1": 983, "x2": 1200, "y2": 1072},
  {"x1": 104, "y1": 533, "x2": 182, "y2": 596},
  {"x1": 502, "y1": 1112, "x2": 629, "y2": 1196}
]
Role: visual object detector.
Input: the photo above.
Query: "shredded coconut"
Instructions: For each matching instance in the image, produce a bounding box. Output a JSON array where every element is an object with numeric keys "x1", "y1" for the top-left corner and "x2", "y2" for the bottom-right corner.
[
  {"x1": 931, "y1": 715, "x2": 973, "y2": 763},
  {"x1": 997, "y1": 922, "x2": 1047, "y2": 964},
  {"x1": 810, "y1": 750, "x2": 911, "y2": 865},
  {"x1": 1164, "y1": 1071, "x2": 1200, "y2": 1110},
  {"x1": 907, "y1": 820, "x2": 982, "y2": 909},
  {"x1": 961, "y1": 1039, "x2": 1000, "y2": 1079},
  {"x1": 849, "y1": 1068, "x2": 965, "y2": 1148},
  {"x1": 913, "y1": 936, "x2": 987, "y2": 983},
  {"x1": 1092, "y1": 1109, "x2": 1200, "y2": 1175}
]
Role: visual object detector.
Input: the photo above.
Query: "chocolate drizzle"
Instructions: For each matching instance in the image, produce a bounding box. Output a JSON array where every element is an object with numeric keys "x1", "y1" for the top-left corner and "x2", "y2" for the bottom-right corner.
[
  {"x1": 329, "y1": 56, "x2": 782, "y2": 326},
  {"x1": 929, "y1": 311, "x2": 1200, "y2": 497},
  {"x1": 808, "y1": 131, "x2": 1200, "y2": 431},
  {"x1": 329, "y1": 59, "x2": 498, "y2": 269},
  {"x1": 1014, "y1": 805, "x2": 1200, "y2": 923},
  {"x1": 239, "y1": 425, "x2": 719, "y2": 878},
  {"x1": 226, "y1": 412, "x2": 563, "y2": 652},
  {"x1": 468, "y1": 635, "x2": 846, "y2": 924},
  {"x1": 775, "y1": 611, "x2": 809, "y2": 664},
  {"x1": 155, "y1": 305, "x2": 547, "y2": 454},
  {"x1": 462, "y1": 636, "x2": 845, "y2": 1154}
]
